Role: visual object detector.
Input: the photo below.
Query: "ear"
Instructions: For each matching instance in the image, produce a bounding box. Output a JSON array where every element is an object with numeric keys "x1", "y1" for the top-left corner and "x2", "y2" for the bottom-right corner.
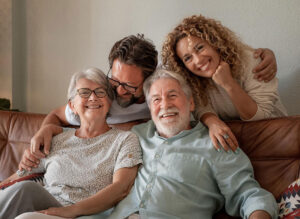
[
  {"x1": 189, "y1": 97, "x2": 195, "y2": 112},
  {"x1": 68, "y1": 100, "x2": 78, "y2": 115}
]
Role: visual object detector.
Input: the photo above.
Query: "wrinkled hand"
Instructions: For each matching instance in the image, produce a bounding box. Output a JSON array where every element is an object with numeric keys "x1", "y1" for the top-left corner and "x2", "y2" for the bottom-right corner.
[
  {"x1": 30, "y1": 125, "x2": 54, "y2": 158},
  {"x1": 18, "y1": 148, "x2": 40, "y2": 171},
  {"x1": 39, "y1": 206, "x2": 76, "y2": 218},
  {"x1": 212, "y1": 61, "x2": 235, "y2": 89},
  {"x1": 253, "y1": 48, "x2": 277, "y2": 82},
  {"x1": 208, "y1": 119, "x2": 239, "y2": 152}
]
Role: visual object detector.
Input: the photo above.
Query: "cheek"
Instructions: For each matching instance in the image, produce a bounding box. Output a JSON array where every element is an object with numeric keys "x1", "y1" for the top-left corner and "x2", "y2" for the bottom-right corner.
[{"x1": 150, "y1": 105, "x2": 160, "y2": 119}]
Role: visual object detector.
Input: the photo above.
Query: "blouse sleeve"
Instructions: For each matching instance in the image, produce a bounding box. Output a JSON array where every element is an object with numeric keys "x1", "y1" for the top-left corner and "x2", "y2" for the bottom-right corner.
[
  {"x1": 241, "y1": 54, "x2": 287, "y2": 121},
  {"x1": 114, "y1": 131, "x2": 143, "y2": 173}
]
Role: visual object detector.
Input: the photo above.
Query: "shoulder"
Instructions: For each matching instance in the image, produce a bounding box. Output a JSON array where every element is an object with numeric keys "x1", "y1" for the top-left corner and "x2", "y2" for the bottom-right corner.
[
  {"x1": 131, "y1": 120, "x2": 155, "y2": 137},
  {"x1": 241, "y1": 48, "x2": 261, "y2": 79},
  {"x1": 53, "y1": 128, "x2": 75, "y2": 141},
  {"x1": 110, "y1": 128, "x2": 139, "y2": 143}
]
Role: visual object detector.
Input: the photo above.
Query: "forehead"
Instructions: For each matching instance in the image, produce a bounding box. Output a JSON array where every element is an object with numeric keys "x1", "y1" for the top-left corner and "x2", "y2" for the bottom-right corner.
[
  {"x1": 111, "y1": 59, "x2": 144, "y2": 83},
  {"x1": 176, "y1": 35, "x2": 206, "y2": 54},
  {"x1": 76, "y1": 78, "x2": 101, "y2": 88},
  {"x1": 149, "y1": 78, "x2": 182, "y2": 95}
]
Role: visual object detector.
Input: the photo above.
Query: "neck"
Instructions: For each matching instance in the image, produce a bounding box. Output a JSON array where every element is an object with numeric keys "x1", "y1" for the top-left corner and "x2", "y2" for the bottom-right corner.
[{"x1": 75, "y1": 119, "x2": 110, "y2": 138}]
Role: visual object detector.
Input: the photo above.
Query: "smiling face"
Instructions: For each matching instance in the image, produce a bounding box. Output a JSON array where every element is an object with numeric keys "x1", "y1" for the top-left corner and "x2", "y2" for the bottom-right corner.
[
  {"x1": 176, "y1": 35, "x2": 221, "y2": 78},
  {"x1": 110, "y1": 59, "x2": 144, "y2": 107},
  {"x1": 70, "y1": 78, "x2": 111, "y2": 122},
  {"x1": 148, "y1": 77, "x2": 194, "y2": 138}
]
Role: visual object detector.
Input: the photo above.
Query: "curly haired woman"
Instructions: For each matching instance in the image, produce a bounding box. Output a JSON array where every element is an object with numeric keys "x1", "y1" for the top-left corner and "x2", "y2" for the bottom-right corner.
[{"x1": 162, "y1": 15, "x2": 287, "y2": 151}]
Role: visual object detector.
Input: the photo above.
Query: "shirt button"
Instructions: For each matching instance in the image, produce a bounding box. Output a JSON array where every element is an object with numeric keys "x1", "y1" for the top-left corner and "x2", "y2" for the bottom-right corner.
[
  {"x1": 155, "y1": 154, "x2": 160, "y2": 159},
  {"x1": 139, "y1": 203, "x2": 145, "y2": 208},
  {"x1": 146, "y1": 184, "x2": 152, "y2": 189}
]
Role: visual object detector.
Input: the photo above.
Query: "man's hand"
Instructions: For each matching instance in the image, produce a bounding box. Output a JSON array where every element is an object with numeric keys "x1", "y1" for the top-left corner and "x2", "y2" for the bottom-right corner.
[
  {"x1": 30, "y1": 124, "x2": 63, "y2": 159},
  {"x1": 249, "y1": 210, "x2": 271, "y2": 219},
  {"x1": 253, "y1": 48, "x2": 277, "y2": 82},
  {"x1": 18, "y1": 148, "x2": 40, "y2": 171}
]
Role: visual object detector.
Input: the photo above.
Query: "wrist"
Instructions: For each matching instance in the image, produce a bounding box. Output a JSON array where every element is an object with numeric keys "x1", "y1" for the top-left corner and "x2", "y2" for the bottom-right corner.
[
  {"x1": 201, "y1": 113, "x2": 219, "y2": 127},
  {"x1": 222, "y1": 79, "x2": 239, "y2": 93}
]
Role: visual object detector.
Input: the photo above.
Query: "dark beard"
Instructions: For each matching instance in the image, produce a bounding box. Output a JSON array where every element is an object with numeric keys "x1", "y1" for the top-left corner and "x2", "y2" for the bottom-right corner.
[{"x1": 114, "y1": 90, "x2": 142, "y2": 108}]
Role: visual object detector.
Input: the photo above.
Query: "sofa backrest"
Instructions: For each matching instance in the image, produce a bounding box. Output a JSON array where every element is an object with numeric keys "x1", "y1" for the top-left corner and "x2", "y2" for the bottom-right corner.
[
  {"x1": 0, "y1": 111, "x2": 45, "y2": 181},
  {"x1": 1, "y1": 110, "x2": 299, "y2": 201}
]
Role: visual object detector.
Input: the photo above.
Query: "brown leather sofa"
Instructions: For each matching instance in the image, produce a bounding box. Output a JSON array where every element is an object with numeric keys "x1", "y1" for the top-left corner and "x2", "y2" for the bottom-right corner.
[{"x1": 1, "y1": 110, "x2": 300, "y2": 218}]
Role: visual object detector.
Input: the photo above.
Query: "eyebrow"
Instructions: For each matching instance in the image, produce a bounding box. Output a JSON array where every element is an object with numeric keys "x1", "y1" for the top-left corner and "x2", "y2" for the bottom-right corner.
[
  {"x1": 150, "y1": 89, "x2": 179, "y2": 98},
  {"x1": 111, "y1": 77, "x2": 139, "y2": 86}
]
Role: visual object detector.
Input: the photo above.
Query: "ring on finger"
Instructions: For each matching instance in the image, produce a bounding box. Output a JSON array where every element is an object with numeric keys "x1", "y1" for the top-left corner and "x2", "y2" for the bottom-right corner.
[{"x1": 223, "y1": 134, "x2": 229, "y2": 139}]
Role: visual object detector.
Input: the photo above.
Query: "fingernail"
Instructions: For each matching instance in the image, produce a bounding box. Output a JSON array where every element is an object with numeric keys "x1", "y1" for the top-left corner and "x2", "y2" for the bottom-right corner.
[
  {"x1": 226, "y1": 150, "x2": 231, "y2": 153},
  {"x1": 217, "y1": 149, "x2": 221, "y2": 152},
  {"x1": 234, "y1": 150, "x2": 239, "y2": 154}
]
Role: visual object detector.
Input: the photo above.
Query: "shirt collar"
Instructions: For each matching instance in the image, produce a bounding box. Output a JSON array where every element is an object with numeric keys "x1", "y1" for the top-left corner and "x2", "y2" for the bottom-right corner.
[{"x1": 153, "y1": 120, "x2": 205, "y2": 141}]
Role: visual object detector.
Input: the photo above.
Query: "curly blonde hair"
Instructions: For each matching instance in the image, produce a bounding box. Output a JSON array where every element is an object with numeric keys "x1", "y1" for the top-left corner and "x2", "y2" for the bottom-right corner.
[{"x1": 162, "y1": 14, "x2": 251, "y2": 106}]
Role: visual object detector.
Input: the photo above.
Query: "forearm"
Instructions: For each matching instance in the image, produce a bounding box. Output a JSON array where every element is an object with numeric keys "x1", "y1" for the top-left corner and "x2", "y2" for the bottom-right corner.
[
  {"x1": 0, "y1": 173, "x2": 19, "y2": 187},
  {"x1": 224, "y1": 80, "x2": 258, "y2": 120},
  {"x1": 71, "y1": 181, "x2": 132, "y2": 216},
  {"x1": 41, "y1": 105, "x2": 69, "y2": 127}
]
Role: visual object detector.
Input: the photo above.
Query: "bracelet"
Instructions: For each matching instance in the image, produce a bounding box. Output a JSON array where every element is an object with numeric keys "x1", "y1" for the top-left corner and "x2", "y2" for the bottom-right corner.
[{"x1": 16, "y1": 169, "x2": 26, "y2": 177}]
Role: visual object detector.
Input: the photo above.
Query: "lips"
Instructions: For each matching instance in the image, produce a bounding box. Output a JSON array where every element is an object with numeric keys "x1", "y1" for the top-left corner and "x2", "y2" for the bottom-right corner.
[
  {"x1": 199, "y1": 61, "x2": 210, "y2": 71},
  {"x1": 160, "y1": 112, "x2": 178, "y2": 118},
  {"x1": 85, "y1": 105, "x2": 102, "y2": 109},
  {"x1": 158, "y1": 108, "x2": 179, "y2": 120}
]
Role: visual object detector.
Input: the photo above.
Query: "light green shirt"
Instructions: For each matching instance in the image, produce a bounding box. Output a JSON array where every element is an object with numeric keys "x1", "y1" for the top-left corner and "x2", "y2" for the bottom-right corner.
[{"x1": 109, "y1": 120, "x2": 278, "y2": 219}]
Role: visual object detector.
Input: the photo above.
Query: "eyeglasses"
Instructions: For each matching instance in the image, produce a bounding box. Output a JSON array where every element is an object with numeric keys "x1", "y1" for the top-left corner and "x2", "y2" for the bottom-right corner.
[
  {"x1": 77, "y1": 88, "x2": 107, "y2": 98},
  {"x1": 107, "y1": 69, "x2": 142, "y2": 93}
]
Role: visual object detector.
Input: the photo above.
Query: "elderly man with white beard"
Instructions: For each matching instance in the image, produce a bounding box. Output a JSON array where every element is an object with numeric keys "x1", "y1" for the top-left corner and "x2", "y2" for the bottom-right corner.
[{"x1": 108, "y1": 69, "x2": 278, "y2": 219}]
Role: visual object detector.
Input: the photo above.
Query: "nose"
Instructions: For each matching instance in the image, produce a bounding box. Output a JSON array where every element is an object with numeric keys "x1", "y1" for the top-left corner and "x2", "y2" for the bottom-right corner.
[
  {"x1": 88, "y1": 91, "x2": 98, "y2": 101},
  {"x1": 161, "y1": 97, "x2": 171, "y2": 110},
  {"x1": 193, "y1": 54, "x2": 201, "y2": 67},
  {"x1": 116, "y1": 85, "x2": 128, "y2": 95}
]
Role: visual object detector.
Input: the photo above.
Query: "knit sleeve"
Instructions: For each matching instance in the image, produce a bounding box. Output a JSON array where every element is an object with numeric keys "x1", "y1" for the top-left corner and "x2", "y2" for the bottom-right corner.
[{"x1": 241, "y1": 53, "x2": 287, "y2": 121}]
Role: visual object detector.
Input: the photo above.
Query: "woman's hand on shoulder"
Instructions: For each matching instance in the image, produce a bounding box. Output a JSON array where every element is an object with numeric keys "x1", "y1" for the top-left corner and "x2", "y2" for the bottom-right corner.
[
  {"x1": 212, "y1": 61, "x2": 235, "y2": 89},
  {"x1": 253, "y1": 48, "x2": 277, "y2": 82},
  {"x1": 30, "y1": 124, "x2": 63, "y2": 158}
]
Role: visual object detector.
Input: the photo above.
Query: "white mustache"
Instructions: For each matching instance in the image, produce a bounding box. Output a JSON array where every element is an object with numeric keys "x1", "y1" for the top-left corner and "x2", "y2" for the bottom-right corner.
[{"x1": 158, "y1": 107, "x2": 179, "y2": 117}]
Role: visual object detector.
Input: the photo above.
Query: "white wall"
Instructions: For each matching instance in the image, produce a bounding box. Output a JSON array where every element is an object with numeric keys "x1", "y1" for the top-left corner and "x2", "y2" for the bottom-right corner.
[
  {"x1": 0, "y1": 0, "x2": 12, "y2": 103},
  {"x1": 10, "y1": 0, "x2": 300, "y2": 115}
]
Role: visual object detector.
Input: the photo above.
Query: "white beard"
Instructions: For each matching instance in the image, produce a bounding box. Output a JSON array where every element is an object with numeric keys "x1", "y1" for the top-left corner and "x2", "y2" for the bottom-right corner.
[{"x1": 155, "y1": 107, "x2": 190, "y2": 138}]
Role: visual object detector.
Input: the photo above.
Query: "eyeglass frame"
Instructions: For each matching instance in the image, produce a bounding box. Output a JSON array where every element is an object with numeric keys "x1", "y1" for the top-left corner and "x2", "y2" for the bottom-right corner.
[
  {"x1": 76, "y1": 87, "x2": 107, "y2": 99},
  {"x1": 106, "y1": 68, "x2": 143, "y2": 93}
]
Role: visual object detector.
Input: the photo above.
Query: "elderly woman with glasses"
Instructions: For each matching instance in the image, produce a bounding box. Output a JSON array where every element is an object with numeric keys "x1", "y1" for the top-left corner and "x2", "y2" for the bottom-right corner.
[{"x1": 0, "y1": 68, "x2": 142, "y2": 219}]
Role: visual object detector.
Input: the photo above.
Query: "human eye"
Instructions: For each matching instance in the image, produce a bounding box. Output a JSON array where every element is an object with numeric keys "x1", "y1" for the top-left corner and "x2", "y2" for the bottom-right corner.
[
  {"x1": 152, "y1": 97, "x2": 161, "y2": 104},
  {"x1": 78, "y1": 88, "x2": 91, "y2": 97},
  {"x1": 195, "y1": 44, "x2": 204, "y2": 52},
  {"x1": 124, "y1": 84, "x2": 137, "y2": 93},
  {"x1": 95, "y1": 88, "x2": 106, "y2": 97},
  {"x1": 168, "y1": 92, "x2": 178, "y2": 99},
  {"x1": 183, "y1": 55, "x2": 192, "y2": 63},
  {"x1": 108, "y1": 78, "x2": 119, "y2": 87}
]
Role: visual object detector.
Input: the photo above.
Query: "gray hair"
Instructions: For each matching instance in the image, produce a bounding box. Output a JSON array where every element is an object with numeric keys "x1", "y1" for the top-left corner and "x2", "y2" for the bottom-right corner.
[
  {"x1": 143, "y1": 68, "x2": 193, "y2": 105},
  {"x1": 67, "y1": 67, "x2": 114, "y2": 102}
]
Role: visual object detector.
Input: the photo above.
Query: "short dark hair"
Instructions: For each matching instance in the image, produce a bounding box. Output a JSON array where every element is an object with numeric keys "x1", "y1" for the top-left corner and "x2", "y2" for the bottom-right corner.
[{"x1": 108, "y1": 34, "x2": 158, "y2": 79}]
